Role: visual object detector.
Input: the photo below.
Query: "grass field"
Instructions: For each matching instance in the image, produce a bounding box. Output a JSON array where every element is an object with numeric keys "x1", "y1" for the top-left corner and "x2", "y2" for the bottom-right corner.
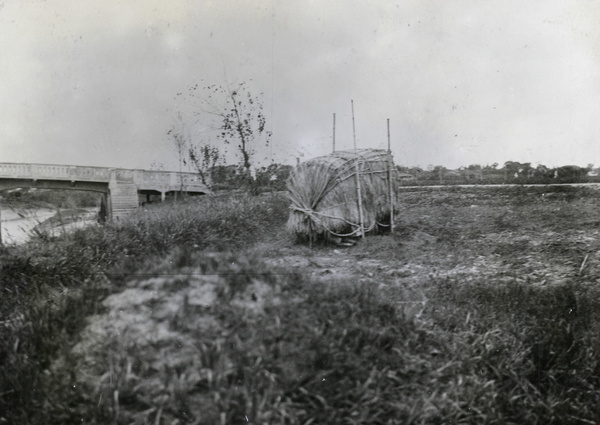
[{"x1": 2, "y1": 186, "x2": 600, "y2": 424}]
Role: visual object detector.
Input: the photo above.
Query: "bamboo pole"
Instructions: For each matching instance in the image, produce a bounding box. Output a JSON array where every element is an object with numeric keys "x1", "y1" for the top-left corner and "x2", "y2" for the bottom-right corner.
[
  {"x1": 387, "y1": 118, "x2": 394, "y2": 234},
  {"x1": 351, "y1": 100, "x2": 365, "y2": 239},
  {"x1": 332, "y1": 113, "x2": 336, "y2": 153}
]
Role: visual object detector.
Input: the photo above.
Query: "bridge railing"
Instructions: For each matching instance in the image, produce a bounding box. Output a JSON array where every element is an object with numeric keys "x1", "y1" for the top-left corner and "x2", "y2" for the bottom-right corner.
[
  {"x1": 140, "y1": 170, "x2": 172, "y2": 185},
  {"x1": 0, "y1": 163, "x2": 208, "y2": 191},
  {"x1": 0, "y1": 163, "x2": 32, "y2": 178},
  {"x1": 139, "y1": 170, "x2": 204, "y2": 187},
  {"x1": 72, "y1": 166, "x2": 111, "y2": 181},
  {"x1": 0, "y1": 163, "x2": 112, "y2": 181}
]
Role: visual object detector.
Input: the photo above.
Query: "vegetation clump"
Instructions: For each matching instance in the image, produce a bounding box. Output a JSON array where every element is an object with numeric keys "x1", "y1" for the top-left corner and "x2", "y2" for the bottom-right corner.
[
  {"x1": 2, "y1": 185, "x2": 600, "y2": 424},
  {"x1": 287, "y1": 149, "x2": 394, "y2": 242},
  {"x1": 0, "y1": 193, "x2": 289, "y2": 424}
]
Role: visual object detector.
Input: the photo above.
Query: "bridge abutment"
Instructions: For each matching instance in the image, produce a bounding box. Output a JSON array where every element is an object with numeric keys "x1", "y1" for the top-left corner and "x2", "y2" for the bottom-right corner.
[
  {"x1": 0, "y1": 163, "x2": 211, "y2": 222},
  {"x1": 108, "y1": 170, "x2": 139, "y2": 221}
]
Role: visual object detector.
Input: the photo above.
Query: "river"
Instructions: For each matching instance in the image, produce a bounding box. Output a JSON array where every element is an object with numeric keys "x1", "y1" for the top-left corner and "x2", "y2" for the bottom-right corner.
[{"x1": 0, "y1": 206, "x2": 99, "y2": 245}]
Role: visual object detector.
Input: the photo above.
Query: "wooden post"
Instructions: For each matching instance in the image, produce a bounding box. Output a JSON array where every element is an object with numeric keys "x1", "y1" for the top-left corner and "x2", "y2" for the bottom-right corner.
[
  {"x1": 332, "y1": 113, "x2": 336, "y2": 153},
  {"x1": 0, "y1": 194, "x2": 3, "y2": 245},
  {"x1": 99, "y1": 193, "x2": 108, "y2": 223},
  {"x1": 387, "y1": 119, "x2": 394, "y2": 234},
  {"x1": 351, "y1": 100, "x2": 365, "y2": 239}
]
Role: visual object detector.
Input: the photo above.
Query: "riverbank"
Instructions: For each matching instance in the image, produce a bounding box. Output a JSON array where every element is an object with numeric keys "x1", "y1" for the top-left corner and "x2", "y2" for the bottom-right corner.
[{"x1": 1, "y1": 206, "x2": 98, "y2": 245}]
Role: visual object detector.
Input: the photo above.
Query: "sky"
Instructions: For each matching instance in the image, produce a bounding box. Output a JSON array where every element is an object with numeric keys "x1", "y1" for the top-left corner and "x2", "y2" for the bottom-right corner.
[{"x1": 1, "y1": 0, "x2": 600, "y2": 171}]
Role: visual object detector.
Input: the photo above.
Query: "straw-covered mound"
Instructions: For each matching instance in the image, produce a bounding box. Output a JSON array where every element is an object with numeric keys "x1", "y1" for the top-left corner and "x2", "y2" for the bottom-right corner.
[{"x1": 286, "y1": 149, "x2": 395, "y2": 241}]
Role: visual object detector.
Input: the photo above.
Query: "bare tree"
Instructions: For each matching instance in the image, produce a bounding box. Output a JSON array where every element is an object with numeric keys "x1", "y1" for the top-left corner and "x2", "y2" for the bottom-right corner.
[
  {"x1": 167, "y1": 113, "x2": 190, "y2": 195},
  {"x1": 178, "y1": 81, "x2": 271, "y2": 178},
  {"x1": 188, "y1": 143, "x2": 221, "y2": 185}
]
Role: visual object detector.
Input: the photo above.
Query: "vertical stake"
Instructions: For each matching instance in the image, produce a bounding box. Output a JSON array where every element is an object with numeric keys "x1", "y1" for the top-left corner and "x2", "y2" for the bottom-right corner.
[
  {"x1": 351, "y1": 100, "x2": 365, "y2": 239},
  {"x1": 387, "y1": 118, "x2": 394, "y2": 234},
  {"x1": 332, "y1": 113, "x2": 336, "y2": 153}
]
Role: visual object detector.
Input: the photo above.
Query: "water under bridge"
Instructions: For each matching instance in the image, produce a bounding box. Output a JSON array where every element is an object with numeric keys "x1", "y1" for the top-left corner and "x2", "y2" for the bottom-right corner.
[{"x1": 0, "y1": 162, "x2": 211, "y2": 220}]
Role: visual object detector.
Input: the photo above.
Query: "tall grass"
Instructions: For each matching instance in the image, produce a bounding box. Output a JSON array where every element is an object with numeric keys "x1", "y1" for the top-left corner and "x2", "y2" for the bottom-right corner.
[
  {"x1": 44, "y1": 249, "x2": 445, "y2": 424},
  {"x1": 423, "y1": 275, "x2": 600, "y2": 424},
  {"x1": 0, "y1": 193, "x2": 290, "y2": 424},
  {"x1": 45, "y1": 250, "x2": 600, "y2": 424},
  {"x1": 3, "y1": 186, "x2": 600, "y2": 423}
]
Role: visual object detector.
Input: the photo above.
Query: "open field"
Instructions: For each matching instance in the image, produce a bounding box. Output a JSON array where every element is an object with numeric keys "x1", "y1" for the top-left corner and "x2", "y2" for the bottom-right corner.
[{"x1": 2, "y1": 185, "x2": 600, "y2": 424}]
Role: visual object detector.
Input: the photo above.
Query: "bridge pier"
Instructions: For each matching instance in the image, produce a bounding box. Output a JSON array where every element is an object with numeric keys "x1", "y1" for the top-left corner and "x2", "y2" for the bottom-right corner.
[
  {"x1": 108, "y1": 170, "x2": 139, "y2": 221},
  {"x1": 100, "y1": 193, "x2": 109, "y2": 222}
]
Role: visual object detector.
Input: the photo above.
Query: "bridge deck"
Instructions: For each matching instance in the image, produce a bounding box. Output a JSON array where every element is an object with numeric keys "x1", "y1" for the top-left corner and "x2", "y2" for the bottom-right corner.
[
  {"x1": 0, "y1": 162, "x2": 210, "y2": 194},
  {"x1": 0, "y1": 162, "x2": 211, "y2": 221}
]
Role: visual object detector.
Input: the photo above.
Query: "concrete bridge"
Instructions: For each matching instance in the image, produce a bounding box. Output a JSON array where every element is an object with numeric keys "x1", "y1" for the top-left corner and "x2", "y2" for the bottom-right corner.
[{"x1": 0, "y1": 162, "x2": 211, "y2": 220}]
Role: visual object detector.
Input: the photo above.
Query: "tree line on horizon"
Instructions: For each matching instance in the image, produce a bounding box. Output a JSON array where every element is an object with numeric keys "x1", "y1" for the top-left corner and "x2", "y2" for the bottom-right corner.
[
  {"x1": 398, "y1": 161, "x2": 598, "y2": 185},
  {"x1": 176, "y1": 159, "x2": 598, "y2": 194}
]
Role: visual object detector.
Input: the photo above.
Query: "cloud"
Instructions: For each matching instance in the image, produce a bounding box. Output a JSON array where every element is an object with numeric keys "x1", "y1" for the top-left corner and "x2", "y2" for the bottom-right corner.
[{"x1": 1, "y1": 0, "x2": 600, "y2": 170}]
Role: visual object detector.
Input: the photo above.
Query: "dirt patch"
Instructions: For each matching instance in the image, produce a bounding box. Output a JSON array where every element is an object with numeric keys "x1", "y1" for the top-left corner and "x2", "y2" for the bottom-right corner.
[{"x1": 61, "y1": 253, "x2": 284, "y2": 424}]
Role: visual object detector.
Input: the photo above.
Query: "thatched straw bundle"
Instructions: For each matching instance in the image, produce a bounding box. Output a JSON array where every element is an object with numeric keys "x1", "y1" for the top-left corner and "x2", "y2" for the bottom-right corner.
[{"x1": 286, "y1": 149, "x2": 395, "y2": 241}]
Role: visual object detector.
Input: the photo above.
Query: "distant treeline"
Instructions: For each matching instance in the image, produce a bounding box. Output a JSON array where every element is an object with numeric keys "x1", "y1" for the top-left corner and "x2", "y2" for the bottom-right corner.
[
  {"x1": 200, "y1": 161, "x2": 599, "y2": 192},
  {"x1": 208, "y1": 163, "x2": 293, "y2": 192},
  {"x1": 211, "y1": 161, "x2": 599, "y2": 191},
  {"x1": 397, "y1": 162, "x2": 599, "y2": 186},
  {"x1": 2, "y1": 188, "x2": 101, "y2": 208}
]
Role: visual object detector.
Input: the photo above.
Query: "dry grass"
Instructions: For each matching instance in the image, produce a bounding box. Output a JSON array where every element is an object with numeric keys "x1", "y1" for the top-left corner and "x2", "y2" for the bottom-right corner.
[
  {"x1": 3, "y1": 186, "x2": 600, "y2": 424},
  {"x1": 286, "y1": 149, "x2": 394, "y2": 241},
  {"x1": 0, "y1": 193, "x2": 290, "y2": 424}
]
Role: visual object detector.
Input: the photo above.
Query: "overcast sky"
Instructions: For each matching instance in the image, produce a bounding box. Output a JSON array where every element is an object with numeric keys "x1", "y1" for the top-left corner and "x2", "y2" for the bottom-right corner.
[{"x1": 1, "y1": 0, "x2": 600, "y2": 171}]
